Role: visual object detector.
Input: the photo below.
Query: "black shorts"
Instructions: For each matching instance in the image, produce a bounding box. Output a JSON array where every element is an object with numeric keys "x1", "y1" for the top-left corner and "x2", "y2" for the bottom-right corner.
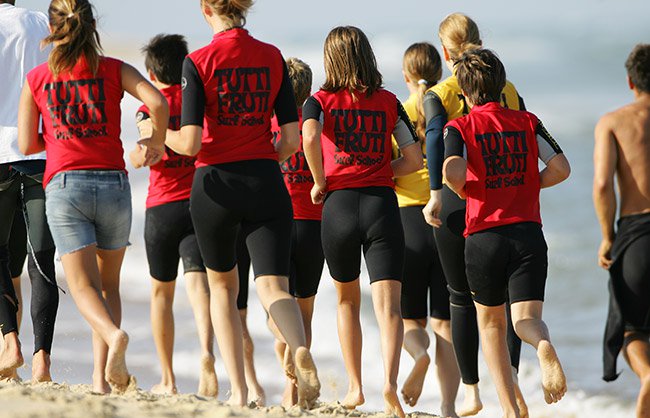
[
  {"x1": 321, "y1": 187, "x2": 404, "y2": 283},
  {"x1": 400, "y1": 206, "x2": 450, "y2": 320},
  {"x1": 191, "y1": 159, "x2": 293, "y2": 277},
  {"x1": 617, "y1": 229, "x2": 650, "y2": 332},
  {"x1": 144, "y1": 200, "x2": 205, "y2": 282},
  {"x1": 465, "y1": 222, "x2": 547, "y2": 307}
]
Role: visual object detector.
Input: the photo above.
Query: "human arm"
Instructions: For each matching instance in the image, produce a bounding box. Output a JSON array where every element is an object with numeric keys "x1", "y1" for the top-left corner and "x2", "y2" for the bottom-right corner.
[
  {"x1": 442, "y1": 126, "x2": 467, "y2": 199},
  {"x1": 422, "y1": 91, "x2": 448, "y2": 226},
  {"x1": 122, "y1": 63, "x2": 168, "y2": 166},
  {"x1": 273, "y1": 62, "x2": 300, "y2": 162},
  {"x1": 128, "y1": 145, "x2": 146, "y2": 169},
  {"x1": 536, "y1": 120, "x2": 571, "y2": 188},
  {"x1": 17, "y1": 82, "x2": 45, "y2": 155},
  {"x1": 176, "y1": 57, "x2": 205, "y2": 156},
  {"x1": 593, "y1": 115, "x2": 618, "y2": 269},
  {"x1": 302, "y1": 96, "x2": 326, "y2": 204},
  {"x1": 391, "y1": 100, "x2": 423, "y2": 177}
]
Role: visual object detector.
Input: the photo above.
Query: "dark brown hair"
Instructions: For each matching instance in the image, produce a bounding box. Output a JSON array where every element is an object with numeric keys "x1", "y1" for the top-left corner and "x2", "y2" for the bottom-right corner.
[
  {"x1": 626, "y1": 43, "x2": 650, "y2": 94},
  {"x1": 201, "y1": 0, "x2": 253, "y2": 27},
  {"x1": 403, "y1": 42, "x2": 442, "y2": 141},
  {"x1": 285, "y1": 57, "x2": 312, "y2": 107},
  {"x1": 455, "y1": 49, "x2": 506, "y2": 106},
  {"x1": 142, "y1": 34, "x2": 188, "y2": 86},
  {"x1": 322, "y1": 26, "x2": 383, "y2": 100},
  {"x1": 44, "y1": 0, "x2": 102, "y2": 77}
]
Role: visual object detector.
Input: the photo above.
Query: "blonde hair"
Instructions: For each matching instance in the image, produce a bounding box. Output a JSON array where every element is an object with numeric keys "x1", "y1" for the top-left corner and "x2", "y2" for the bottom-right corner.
[
  {"x1": 403, "y1": 42, "x2": 442, "y2": 141},
  {"x1": 438, "y1": 13, "x2": 482, "y2": 62},
  {"x1": 44, "y1": 0, "x2": 102, "y2": 77},
  {"x1": 322, "y1": 26, "x2": 383, "y2": 100},
  {"x1": 285, "y1": 57, "x2": 312, "y2": 107},
  {"x1": 202, "y1": 0, "x2": 253, "y2": 27}
]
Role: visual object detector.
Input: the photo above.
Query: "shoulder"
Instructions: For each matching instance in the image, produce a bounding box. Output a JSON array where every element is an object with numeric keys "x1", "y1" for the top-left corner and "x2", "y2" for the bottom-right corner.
[
  {"x1": 503, "y1": 80, "x2": 518, "y2": 94},
  {"x1": 26, "y1": 61, "x2": 50, "y2": 84},
  {"x1": 431, "y1": 76, "x2": 459, "y2": 96},
  {"x1": 402, "y1": 93, "x2": 418, "y2": 117}
]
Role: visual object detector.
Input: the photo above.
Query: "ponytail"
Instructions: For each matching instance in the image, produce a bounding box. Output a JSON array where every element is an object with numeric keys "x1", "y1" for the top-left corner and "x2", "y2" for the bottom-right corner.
[
  {"x1": 201, "y1": 0, "x2": 253, "y2": 28},
  {"x1": 438, "y1": 13, "x2": 482, "y2": 62}
]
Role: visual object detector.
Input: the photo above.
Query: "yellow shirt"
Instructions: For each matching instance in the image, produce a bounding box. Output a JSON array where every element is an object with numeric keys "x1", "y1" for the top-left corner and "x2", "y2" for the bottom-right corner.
[{"x1": 393, "y1": 93, "x2": 430, "y2": 207}]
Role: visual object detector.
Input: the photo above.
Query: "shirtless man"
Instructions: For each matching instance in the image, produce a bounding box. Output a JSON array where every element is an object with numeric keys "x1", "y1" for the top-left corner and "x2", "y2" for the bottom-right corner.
[{"x1": 594, "y1": 43, "x2": 650, "y2": 418}]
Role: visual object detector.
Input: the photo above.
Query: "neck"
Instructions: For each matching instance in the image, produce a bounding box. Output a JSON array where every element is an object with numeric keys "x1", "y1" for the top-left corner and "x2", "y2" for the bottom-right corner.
[
  {"x1": 406, "y1": 82, "x2": 418, "y2": 95},
  {"x1": 206, "y1": 14, "x2": 241, "y2": 34},
  {"x1": 634, "y1": 89, "x2": 650, "y2": 103},
  {"x1": 152, "y1": 80, "x2": 172, "y2": 90}
]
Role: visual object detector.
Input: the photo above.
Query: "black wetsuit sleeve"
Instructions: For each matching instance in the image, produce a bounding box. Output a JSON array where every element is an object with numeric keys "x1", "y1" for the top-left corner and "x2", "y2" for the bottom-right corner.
[
  {"x1": 181, "y1": 57, "x2": 205, "y2": 127},
  {"x1": 136, "y1": 109, "x2": 150, "y2": 121},
  {"x1": 443, "y1": 126, "x2": 464, "y2": 159},
  {"x1": 274, "y1": 61, "x2": 299, "y2": 126},
  {"x1": 302, "y1": 96, "x2": 323, "y2": 124},
  {"x1": 518, "y1": 95, "x2": 526, "y2": 111},
  {"x1": 394, "y1": 99, "x2": 418, "y2": 148},
  {"x1": 424, "y1": 91, "x2": 448, "y2": 190},
  {"x1": 536, "y1": 119, "x2": 563, "y2": 164}
]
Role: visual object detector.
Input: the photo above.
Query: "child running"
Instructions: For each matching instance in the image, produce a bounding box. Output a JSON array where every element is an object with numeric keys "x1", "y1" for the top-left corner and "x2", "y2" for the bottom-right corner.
[
  {"x1": 128, "y1": 34, "x2": 218, "y2": 397},
  {"x1": 173, "y1": 0, "x2": 320, "y2": 407},
  {"x1": 302, "y1": 26, "x2": 423, "y2": 418},
  {"x1": 18, "y1": 0, "x2": 168, "y2": 393},
  {"x1": 394, "y1": 42, "x2": 461, "y2": 417},
  {"x1": 268, "y1": 57, "x2": 325, "y2": 409},
  {"x1": 442, "y1": 48, "x2": 570, "y2": 418}
]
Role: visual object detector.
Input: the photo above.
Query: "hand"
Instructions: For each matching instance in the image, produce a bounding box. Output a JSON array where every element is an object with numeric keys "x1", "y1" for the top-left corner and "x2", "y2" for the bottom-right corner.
[
  {"x1": 311, "y1": 182, "x2": 327, "y2": 205},
  {"x1": 136, "y1": 118, "x2": 153, "y2": 138},
  {"x1": 422, "y1": 190, "x2": 443, "y2": 228},
  {"x1": 598, "y1": 238, "x2": 613, "y2": 269},
  {"x1": 137, "y1": 137, "x2": 164, "y2": 167}
]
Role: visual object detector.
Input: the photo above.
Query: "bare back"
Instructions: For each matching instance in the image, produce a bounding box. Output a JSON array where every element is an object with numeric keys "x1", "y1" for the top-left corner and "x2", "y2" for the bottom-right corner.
[{"x1": 607, "y1": 96, "x2": 650, "y2": 217}]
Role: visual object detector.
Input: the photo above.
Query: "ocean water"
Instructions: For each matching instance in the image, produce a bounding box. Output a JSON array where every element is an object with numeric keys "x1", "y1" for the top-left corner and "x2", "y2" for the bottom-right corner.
[{"x1": 11, "y1": 1, "x2": 650, "y2": 417}]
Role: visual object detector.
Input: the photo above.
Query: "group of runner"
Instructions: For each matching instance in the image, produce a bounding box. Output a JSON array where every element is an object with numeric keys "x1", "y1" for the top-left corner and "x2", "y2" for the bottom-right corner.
[{"x1": 1, "y1": 0, "x2": 649, "y2": 417}]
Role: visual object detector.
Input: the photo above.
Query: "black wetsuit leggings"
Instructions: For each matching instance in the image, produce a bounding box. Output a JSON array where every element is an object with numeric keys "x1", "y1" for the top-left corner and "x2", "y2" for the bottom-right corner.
[
  {"x1": 434, "y1": 185, "x2": 521, "y2": 384},
  {"x1": 620, "y1": 233, "x2": 650, "y2": 331},
  {"x1": 0, "y1": 164, "x2": 58, "y2": 354}
]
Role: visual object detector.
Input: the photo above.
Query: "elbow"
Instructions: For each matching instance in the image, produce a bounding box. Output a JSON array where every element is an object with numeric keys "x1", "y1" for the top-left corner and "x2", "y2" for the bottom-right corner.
[{"x1": 411, "y1": 153, "x2": 424, "y2": 172}]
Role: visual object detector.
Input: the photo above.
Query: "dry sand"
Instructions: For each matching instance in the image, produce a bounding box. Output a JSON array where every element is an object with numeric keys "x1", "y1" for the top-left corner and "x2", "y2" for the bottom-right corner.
[{"x1": 0, "y1": 380, "x2": 440, "y2": 418}]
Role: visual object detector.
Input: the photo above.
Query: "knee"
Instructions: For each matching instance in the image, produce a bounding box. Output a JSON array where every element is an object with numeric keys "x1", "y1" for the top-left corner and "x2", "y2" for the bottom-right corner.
[
  {"x1": 151, "y1": 281, "x2": 175, "y2": 302},
  {"x1": 448, "y1": 286, "x2": 473, "y2": 307},
  {"x1": 429, "y1": 318, "x2": 450, "y2": 335}
]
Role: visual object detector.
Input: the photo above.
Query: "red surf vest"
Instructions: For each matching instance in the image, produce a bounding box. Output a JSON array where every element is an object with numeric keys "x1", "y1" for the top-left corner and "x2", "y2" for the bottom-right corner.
[
  {"x1": 27, "y1": 57, "x2": 125, "y2": 187},
  {"x1": 312, "y1": 89, "x2": 398, "y2": 191},
  {"x1": 187, "y1": 28, "x2": 285, "y2": 166},
  {"x1": 271, "y1": 112, "x2": 322, "y2": 221},
  {"x1": 138, "y1": 84, "x2": 196, "y2": 208},
  {"x1": 446, "y1": 102, "x2": 542, "y2": 236}
]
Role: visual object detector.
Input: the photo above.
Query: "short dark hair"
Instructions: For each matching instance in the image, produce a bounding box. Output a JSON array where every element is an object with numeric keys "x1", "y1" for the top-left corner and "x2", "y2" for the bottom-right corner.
[
  {"x1": 141, "y1": 34, "x2": 188, "y2": 86},
  {"x1": 625, "y1": 43, "x2": 650, "y2": 94},
  {"x1": 455, "y1": 48, "x2": 506, "y2": 106}
]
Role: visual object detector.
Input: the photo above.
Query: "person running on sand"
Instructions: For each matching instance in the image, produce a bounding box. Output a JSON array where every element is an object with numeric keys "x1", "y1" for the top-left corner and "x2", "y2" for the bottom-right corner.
[
  {"x1": 421, "y1": 12, "x2": 527, "y2": 416},
  {"x1": 170, "y1": 0, "x2": 320, "y2": 407},
  {"x1": 302, "y1": 25, "x2": 423, "y2": 418},
  {"x1": 128, "y1": 34, "x2": 218, "y2": 398},
  {"x1": 0, "y1": 0, "x2": 59, "y2": 383},
  {"x1": 393, "y1": 42, "x2": 461, "y2": 417},
  {"x1": 443, "y1": 48, "x2": 570, "y2": 418},
  {"x1": 594, "y1": 43, "x2": 650, "y2": 418},
  {"x1": 18, "y1": 0, "x2": 168, "y2": 394},
  {"x1": 267, "y1": 57, "x2": 325, "y2": 409}
]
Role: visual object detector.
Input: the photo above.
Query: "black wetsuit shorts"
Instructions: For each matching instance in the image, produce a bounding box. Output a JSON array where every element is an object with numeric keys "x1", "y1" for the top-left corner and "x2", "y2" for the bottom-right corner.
[
  {"x1": 191, "y1": 159, "x2": 293, "y2": 277},
  {"x1": 144, "y1": 199, "x2": 205, "y2": 282},
  {"x1": 465, "y1": 222, "x2": 547, "y2": 307},
  {"x1": 321, "y1": 186, "x2": 404, "y2": 283},
  {"x1": 400, "y1": 205, "x2": 450, "y2": 320}
]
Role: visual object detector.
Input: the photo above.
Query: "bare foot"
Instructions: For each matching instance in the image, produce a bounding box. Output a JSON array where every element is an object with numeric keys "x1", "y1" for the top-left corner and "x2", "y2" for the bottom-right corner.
[
  {"x1": 227, "y1": 390, "x2": 247, "y2": 407},
  {"x1": 401, "y1": 352, "x2": 430, "y2": 406},
  {"x1": 512, "y1": 368, "x2": 528, "y2": 418},
  {"x1": 105, "y1": 330, "x2": 130, "y2": 393},
  {"x1": 92, "y1": 373, "x2": 111, "y2": 395},
  {"x1": 6, "y1": 369, "x2": 21, "y2": 382},
  {"x1": 537, "y1": 341, "x2": 567, "y2": 404},
  {"x1": 0, "y1": 347, "x2": 23, "y2": 379},
  {"x1": 294, "y1": 347, "x2": 320, "y2": 409},
  {"x1": 31, "y1": 350, "x2": 52, "y2": 383},
  {"x1": 197, "y1": 354, "x2": 218, "y2": 398},
  {"x1": 458, "y1": 383, "x2": 483, "y2": 417},
  {"x1": 151, "y1": 383, "x2": 177, "y2": 395},
  {"x1": 384, "y1": 384, "x2": 405, "y2": 418},
  {"x1": 283, "y1": 345, "x2": 296, "y2": 384},
  {"x1": 249, "y1": 383, "x2": 266, "y2": 407},
  {"x1": 341, "y1": 388, "x2": 365, "y2": 409},
  {"x1": 281, "y1": 379, "x2": 297, "y2": 409}
]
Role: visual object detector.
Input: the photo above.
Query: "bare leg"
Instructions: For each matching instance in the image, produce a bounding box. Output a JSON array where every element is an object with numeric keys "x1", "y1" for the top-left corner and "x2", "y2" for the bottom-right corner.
[
  {"x1": 205, "y1": 266, "x2": 246, "y2": 406},
  {"x1": 622, "y1": 332, "x2": 650, "y2": 418},
  {"x1": 430, "y1": 318, "x2": 460, "y2": 417},
  {"x1": 401, "y1": 318, "x2": 430, "y2": 407},
  {"x1": 256, "y1": 275, "x2": 319, "y2": 408},
  {"x1": 150, "y1": 279, "x2": 177, "y2": 395},
  {"x1": 371, "y1": 280, "x2": 405, "y2": 418},
  {"x1": 458, "y1": 383, "x2": 482, "y2": 417},
  {"x1": 474, "y1": 303, "x2": 519, "y2": 418},
  {"x1": 334, "y1": 279, "x2": 364, "y2": 409},
  {"x1": 511, "y1": 301, "x2": 566, "y2": 404},
  {"x1": 185, "y1": 271, "x2": 218, "y2": 398},
  {"x1": 297, "y1": 297, "x2": 315, "y2": 348},
  {"x1": 240, "y1": 308, "x2": 265, "y2": 406},
  {"x1": 0, "y1": 331, "x2": 23, "y2": 378}
]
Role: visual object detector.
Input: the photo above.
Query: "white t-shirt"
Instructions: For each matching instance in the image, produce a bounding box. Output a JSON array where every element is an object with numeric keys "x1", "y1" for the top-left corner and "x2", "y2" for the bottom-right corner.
[{"x1": 0, "y1": 3, "x2": 50, "y2": 163}]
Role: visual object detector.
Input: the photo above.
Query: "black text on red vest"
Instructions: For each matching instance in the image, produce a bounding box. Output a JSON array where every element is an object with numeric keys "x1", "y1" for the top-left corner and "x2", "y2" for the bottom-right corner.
[
  {"x1": 214, "y1": 67, "x2": 270, "y2": 126},
  {"x1": 476, "y1": 130, "x2": 528, "y2": 188},
  {"x1": 331, "y1": 109, "x2": 387, "y2": 166}
]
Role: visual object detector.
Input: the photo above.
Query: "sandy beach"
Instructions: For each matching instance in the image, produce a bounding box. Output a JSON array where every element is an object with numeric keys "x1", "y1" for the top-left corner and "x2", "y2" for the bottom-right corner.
[{"x1": 0, "y1": 380, "x2": 439, "y2": 418}]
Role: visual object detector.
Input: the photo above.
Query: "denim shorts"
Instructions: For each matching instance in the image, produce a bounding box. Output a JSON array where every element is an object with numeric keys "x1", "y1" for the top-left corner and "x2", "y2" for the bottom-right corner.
[{"x1": 45, "y1": 170, "x2": 132, "y2": 256}]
